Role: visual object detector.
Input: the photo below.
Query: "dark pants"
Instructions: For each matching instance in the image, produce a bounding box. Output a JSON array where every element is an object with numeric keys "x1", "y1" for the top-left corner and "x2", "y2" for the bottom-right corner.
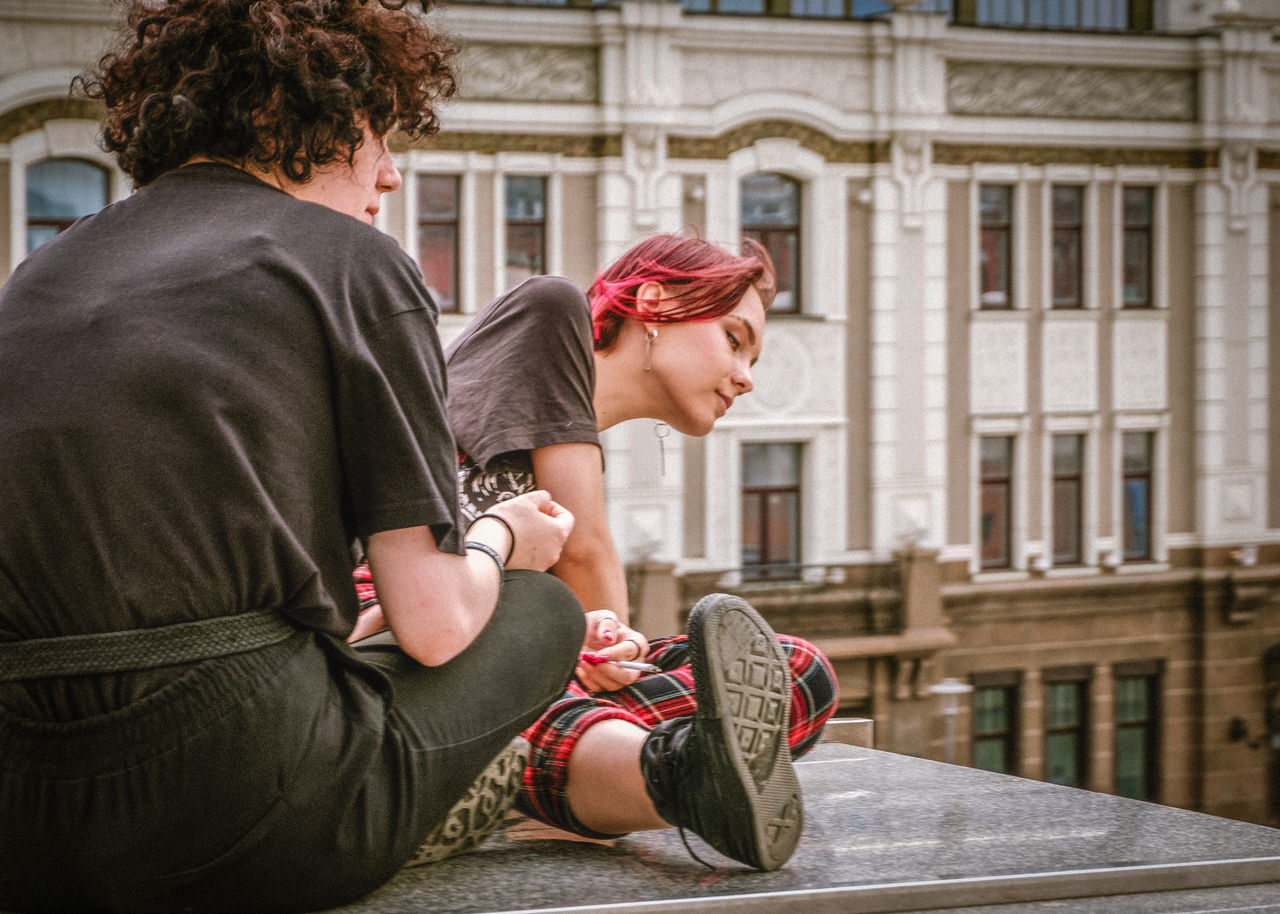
[{"x1": 0, "y1": 570, "x2": 584, "y2": 914}]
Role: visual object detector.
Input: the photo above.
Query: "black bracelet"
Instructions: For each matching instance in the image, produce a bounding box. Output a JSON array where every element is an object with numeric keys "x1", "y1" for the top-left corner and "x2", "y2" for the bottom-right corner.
[
  {"x1": 467, "y1": 512, "x2": 515, "y2": 563},
  {"x1": 464, "y1": 541, "x2": 505, "y2": 579}
]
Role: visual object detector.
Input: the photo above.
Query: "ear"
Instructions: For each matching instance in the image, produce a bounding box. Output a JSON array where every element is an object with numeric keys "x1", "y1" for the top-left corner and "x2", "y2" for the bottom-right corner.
[{"x1": 635, "y1": 281, "x2": 665, "y2": 317}]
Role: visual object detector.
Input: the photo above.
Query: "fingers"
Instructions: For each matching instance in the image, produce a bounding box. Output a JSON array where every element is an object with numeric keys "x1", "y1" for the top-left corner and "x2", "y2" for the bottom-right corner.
[{"x1": 487, "y1": 491, "x2": 575, "y2": 571}]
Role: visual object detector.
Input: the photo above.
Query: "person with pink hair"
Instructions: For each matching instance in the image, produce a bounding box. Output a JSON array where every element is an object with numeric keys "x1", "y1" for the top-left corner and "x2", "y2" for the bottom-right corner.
[{"x1": 353, "y1": 234, "x2": 837, "y2": 871}]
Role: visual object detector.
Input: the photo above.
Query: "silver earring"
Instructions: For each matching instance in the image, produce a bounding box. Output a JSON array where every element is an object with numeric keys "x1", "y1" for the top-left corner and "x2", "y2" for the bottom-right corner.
[
  {"x1": 643, "y1": 327, "x2": 658, "y2": 372},
  {"x1": 654, "y1": 422, "x2": 670, "y2": 476}
]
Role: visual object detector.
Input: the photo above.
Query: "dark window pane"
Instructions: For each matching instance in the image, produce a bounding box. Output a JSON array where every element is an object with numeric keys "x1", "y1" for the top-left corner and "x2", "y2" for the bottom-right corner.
[
  {"x1": 742, "y1": 172, "x2": 801, "y2": 313},
  {"x1": 1122, "y1": 186, "x2": 1153, "y2": 308},
  {"x1": 504, "y1": 176, "x2": 545, "y2": 220},
  {"x1": 741, "y1": 442, "x2": 802, "y2": 577},
  {"x1": 979, "y1": 184, "x2": 1012, "y2": 309},
  {"x1": 1051, "y1": 186, "x2": 1083, "y2": 309},
  {"x1": 1051, "y1": 435, "x2": 1083, "y2": 565},
  {"x1": 418, "y1": 175, "x2": 459, "y2": 312}
]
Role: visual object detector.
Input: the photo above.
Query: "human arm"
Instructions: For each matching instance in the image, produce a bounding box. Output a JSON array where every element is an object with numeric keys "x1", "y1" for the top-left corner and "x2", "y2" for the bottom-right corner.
[
  {"x1": 363, "y1": 490, "x2": 573, "y2": 665},
  {"x1": 532, "y1": 442, "x2": 650, "y2": 691}
]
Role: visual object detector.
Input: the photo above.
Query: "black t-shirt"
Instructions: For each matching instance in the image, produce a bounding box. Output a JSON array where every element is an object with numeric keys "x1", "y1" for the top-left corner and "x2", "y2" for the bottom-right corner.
[
  {"x1": 0, "y1": 163, "x2": 459, "y2": 716},
  {"x1": 446, "y1": 275, "x2": 599, "y2": 469}
]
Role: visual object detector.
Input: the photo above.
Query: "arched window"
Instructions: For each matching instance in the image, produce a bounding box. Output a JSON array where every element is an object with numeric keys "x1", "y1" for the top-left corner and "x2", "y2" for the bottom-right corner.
[
  {"x1": 26, "y1": 158, "x2": 110, "y2": 255},
  {"x1": 740, "y1": 172, "x2": 801, "y2": 314}
]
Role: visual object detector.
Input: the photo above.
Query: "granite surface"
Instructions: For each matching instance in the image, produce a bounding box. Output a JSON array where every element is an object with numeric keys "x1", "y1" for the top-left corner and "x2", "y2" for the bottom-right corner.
[{"x1": 319, "y1": 741, "x2": 1280, "y2": 914}]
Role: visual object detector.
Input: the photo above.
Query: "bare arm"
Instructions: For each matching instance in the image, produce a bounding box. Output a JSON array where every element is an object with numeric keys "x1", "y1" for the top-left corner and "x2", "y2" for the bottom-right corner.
[
  {"x1": 364, "y1": 490, "x2": 573, "y2": 665},
  {"x1": 531, "y1": 442, "x2": 630, "y2": 623}
]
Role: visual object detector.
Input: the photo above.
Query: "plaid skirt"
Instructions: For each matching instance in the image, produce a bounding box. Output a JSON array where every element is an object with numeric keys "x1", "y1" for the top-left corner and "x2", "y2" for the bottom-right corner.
[{"x1": 353, "y1": 565, "x2": 838, "y2": 839}]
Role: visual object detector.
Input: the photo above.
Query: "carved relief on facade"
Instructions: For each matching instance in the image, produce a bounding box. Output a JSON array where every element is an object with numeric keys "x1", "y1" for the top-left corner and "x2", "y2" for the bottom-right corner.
[
  {"x1": 1112, "y1": 318, "x2": 1167, "y2": 412},
  {"x1": 737, "y1": 326, "x2": 825, "y2": 417},
  {"x1": 455, "y1": 44, "x2": 597, "y2": 103},
  {"x1": 947, "y1": 62, "x2": 1197, "y2": 122},
  {"x1": 682, "y1": 52, "x2": 873, "y2": 113},
  {"x1": 969, "y1": 320, "x2": 1027, "y2": 415},
  {"x1": 1042, "y1": 320, "x2": 1098, "y2": 414}
]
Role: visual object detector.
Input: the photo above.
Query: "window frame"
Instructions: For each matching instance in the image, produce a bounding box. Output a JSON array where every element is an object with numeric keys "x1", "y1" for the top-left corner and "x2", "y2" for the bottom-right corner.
[
  {"x1": 415, "y1": 172, "x2": 461, "y2": 314},
  {"x1": 1121, "y1": 430, "x2": 1154, "y2": 562},
  {"x1": 1050, "y1": 184, "x2": 1085, "y2": 310},
  {"x1": 740, "y1": 171, "x2": 803, "y2": 315},
  {"x1": 503, "y1": 174, "x2": 548, "y2": 293},
  {"x1": 979, "y1": 435, "x2": 1015, "y2": 571},
  {"x1": 23, "y1": 156, "x2": 111, "y2": 257},
  {"x1": 970, "y1": 671, "x2": 1022, "y2": 776},
  {"x1": 1042, "y1": 665, "x2": 1092, "y2": 788},
  {"x1": 740, "y1": 441, "x2": 803, "y2": 580},
  {"x1": 1113, "y1": 660, "x2": 1162, "y2": 802},
  {"x1": 1121, "y1": 185, "x2": 1155, "y2": 310},
  {"x1": 1050, "y1": 433, "x2": 1085, "y2": 566},
  {"x1": 978, "y1": 183, "x2": 1014, "y2": 311}
]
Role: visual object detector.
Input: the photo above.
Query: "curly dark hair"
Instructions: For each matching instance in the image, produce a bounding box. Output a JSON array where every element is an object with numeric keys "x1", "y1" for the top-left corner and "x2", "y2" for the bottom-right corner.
[{"x1": 74, "y1": 0, "x2": 456, "y2": 186}]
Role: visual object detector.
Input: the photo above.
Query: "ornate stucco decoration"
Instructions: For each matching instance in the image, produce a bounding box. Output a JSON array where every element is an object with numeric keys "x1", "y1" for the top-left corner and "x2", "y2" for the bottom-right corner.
[
  {"x1": 455, "y1": 44, "x2": 597, "y2": 103},
  {"x1": 947, "y1": 62, "x2": 1197, "y2": 121},
  {"x1": 1221, "y1": 140, "x2": 1256, "y2": 233}
]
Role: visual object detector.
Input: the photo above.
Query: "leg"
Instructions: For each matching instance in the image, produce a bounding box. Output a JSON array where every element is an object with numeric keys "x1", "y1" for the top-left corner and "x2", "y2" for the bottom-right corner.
[{"x1": 612, "y1": 632, "x2": 837, "y2": 758}]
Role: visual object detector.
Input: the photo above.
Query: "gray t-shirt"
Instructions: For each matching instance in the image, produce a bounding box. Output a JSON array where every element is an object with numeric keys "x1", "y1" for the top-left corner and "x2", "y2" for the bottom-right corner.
[{"x1": 445, "y1": 276, "x2": 600, "y2": 518}]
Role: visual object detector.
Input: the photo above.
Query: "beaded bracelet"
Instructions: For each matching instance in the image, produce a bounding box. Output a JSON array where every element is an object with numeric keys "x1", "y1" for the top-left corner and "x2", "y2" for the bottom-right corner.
[
  {"x1": 467, "y1": 512, "x2": 515, "y2": 563},
  {"x1": 464, "y1": 541, "x2": 505, "y2": 578}
]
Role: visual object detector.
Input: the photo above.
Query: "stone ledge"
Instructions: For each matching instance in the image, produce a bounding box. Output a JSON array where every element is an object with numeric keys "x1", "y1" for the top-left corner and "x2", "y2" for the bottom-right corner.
[{"x1": 320, "y1": 742, "x2": 1280, "y2": 914}]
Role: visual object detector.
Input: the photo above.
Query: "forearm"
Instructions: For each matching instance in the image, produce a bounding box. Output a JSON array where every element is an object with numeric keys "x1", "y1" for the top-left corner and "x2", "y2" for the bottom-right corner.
[
  {"x1": 366, "y1": 525, "x2": 506, "y2": 666},
  {"x1": 553, "y1": 527, "x2": 630, "y2": 623}
]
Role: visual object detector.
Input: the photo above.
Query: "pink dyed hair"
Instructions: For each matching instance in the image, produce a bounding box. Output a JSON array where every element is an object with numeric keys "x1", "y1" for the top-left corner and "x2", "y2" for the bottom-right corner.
[{"x1": 588, "y1": 234, "x2": 776, "y2": 352}]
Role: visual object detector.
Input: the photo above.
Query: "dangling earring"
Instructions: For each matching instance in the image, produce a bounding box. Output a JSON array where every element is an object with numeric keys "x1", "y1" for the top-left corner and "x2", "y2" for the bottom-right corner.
[
  {"x1": 654, "y1": 422, "x2": 670, "y2": 476},
  {"x1": 643, "y1": 327, "x2": 658, "y2": 372}
]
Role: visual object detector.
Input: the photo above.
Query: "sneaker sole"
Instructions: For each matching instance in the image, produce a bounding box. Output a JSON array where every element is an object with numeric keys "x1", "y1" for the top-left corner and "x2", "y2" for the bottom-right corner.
[
  {"x1": 403, "y1": 736, "x2": 529, "y2": 867},
  {"x1": 689, "y1": 593, "x2": 803, "y2": 871}
]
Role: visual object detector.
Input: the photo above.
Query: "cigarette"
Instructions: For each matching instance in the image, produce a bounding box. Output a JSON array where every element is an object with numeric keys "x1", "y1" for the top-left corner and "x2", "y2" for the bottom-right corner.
[{"x1": 612, "y1": 660, "x2": 662, "y2": 673}]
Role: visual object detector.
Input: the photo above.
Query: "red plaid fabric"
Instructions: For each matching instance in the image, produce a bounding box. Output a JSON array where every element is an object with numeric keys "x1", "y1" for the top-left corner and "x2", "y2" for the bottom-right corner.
[{"x1": 351, "y1": 564, "x2": 838, "y2": 838}]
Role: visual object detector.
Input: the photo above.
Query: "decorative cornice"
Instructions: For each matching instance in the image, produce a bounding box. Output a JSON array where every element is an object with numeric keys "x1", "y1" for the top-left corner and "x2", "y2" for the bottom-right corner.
[
  {"x1": 395, "y1": 129, "x2": 621, "y2": 158},
  {"x1": 948, "y1": 62, "x2": 1198, "y2": 122},
  {"x1": 668, "y1": 121, "x2": 888, "y2": 164},
  {"x1": 0, "y1": 98, "x2": 100, "y2": 143},
  {"x1": 455, "y1": 44, "x2": 598, "y2": 103},
  {"x1": 934, "y1": 143, "x2": 1217, "y2": 169}
]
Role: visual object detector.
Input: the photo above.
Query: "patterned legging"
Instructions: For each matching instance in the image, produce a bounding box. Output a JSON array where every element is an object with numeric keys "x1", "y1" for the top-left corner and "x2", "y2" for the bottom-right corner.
[{"x1": 353, "y1": 564, "x2": 838, "y2": 839}]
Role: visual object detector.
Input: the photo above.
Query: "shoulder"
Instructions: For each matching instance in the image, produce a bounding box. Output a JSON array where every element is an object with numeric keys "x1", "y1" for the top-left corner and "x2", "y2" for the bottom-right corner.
[{"x1": 502, "y1": 276, "x2": 589, "y2": 326}]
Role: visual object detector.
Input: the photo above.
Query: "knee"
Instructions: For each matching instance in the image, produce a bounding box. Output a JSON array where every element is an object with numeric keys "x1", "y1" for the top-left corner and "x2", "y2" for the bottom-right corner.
[{"x1": 503, "y1": 569, "x2": 586, "y2": 655}]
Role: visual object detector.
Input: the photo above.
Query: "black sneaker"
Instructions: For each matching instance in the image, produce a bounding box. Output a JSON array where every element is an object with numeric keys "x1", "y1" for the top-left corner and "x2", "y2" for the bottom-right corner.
[
  {"x1": 640, "y1": 593, "x2": 802, "y2": 871},
  {"x1": 404, "y1": 736, "x2": 529, "y2": 867}
]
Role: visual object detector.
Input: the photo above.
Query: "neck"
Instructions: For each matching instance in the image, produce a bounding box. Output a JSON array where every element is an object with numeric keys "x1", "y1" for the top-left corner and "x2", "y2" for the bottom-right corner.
[{"x1": 592, "y1": 345, "x2": 654, "y2": 432}]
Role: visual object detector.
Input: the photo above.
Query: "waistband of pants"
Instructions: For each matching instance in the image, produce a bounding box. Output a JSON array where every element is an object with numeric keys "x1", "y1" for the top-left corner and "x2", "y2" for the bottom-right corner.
[{"x1": 0, "y1": 610, "x2": 298, "y2": 683}]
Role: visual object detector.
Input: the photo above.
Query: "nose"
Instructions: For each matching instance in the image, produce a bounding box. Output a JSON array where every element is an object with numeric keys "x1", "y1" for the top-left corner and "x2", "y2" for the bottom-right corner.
[
  {"x1": 732, "y1": 361, "x2": 753, "y2": 394},
  {"x1": 378, "y1": 158, "x2": 402, "y2": 194}
]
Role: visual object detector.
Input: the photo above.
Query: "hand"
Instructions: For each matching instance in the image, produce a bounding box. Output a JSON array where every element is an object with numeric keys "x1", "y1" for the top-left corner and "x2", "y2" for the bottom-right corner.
[
  {"x1": 481, "y1": 490, "x2": 574, "y2": 572},
  {"x1": 575, "y1": 609, "x2": 651, "y2": 692}
]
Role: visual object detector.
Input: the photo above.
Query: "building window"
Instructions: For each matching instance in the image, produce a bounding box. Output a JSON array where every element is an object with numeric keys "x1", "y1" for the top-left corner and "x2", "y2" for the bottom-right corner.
[
  {"x1": 417, "y1": 174, "x2": 460, "y2": 313},
  {"x1": 1043, "y1": 667, "x2": 1091, "y2": 788},
  {"x1": 971, "y1": 672, "x2": 1020, "y2": 775},
  {"x1": 1051, "y1": 434, "x2": 1084, "y2": 565},
  {"x1": 1122, "y1": 186, "x2": 1154, "y2": 309},
  {"x1": 26, "y1": 158, "x2": 109, "y2": 255},
  {"x1": 741, "y1": 172, "x2": 801, "y2": 314},
  {"x1": 952, "y1": 0, "x2": 1151, "y2": 30},
  {"x1": 741, "y1": 442, "x2": 801, "y2": 579},
  {"x1": 504, "y1": 175, "x2": 546, "y2": 291},
  {"x1": 1121, "y1": 431, "x2": 1153, "y2": 562},
  {"x1": 978, "y1": 184, "x2": 1013, "y2": 309},
  {"x1": 1051, "y1": 185, "x2": 1084, "y2": 309},
  {"x1": 979, "y1": 436, "x2": 1014, "y2": 570},
  {"x1": 1114, "y1": 661, "x2": 1161, "y2": 801}
]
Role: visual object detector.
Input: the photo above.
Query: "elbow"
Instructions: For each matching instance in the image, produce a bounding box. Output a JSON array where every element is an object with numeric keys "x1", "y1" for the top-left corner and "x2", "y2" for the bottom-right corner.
[{"x1": 394, "y1": 621, "x2": 474, "y2": 667}]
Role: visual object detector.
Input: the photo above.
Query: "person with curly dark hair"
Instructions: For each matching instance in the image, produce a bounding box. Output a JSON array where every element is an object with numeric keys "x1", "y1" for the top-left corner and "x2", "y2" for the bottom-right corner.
[{"x1": 0, "y1": 3, "x2": 585, "y2": 912}]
